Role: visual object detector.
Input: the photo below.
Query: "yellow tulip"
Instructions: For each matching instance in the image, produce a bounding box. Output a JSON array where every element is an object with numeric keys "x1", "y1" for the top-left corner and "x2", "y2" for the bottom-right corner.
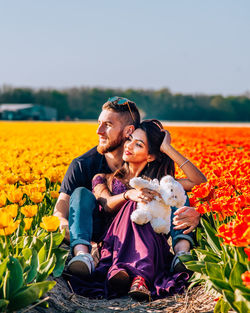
[
  {"x1": 29, "y1": 192, "x2": 44, "y2": 203},
  {"x1": 24, "y1": 218, "x2": 33, "y2": 231},
  {"x1": 0, "y1": 211, "x2": 13, "y2": 229},
  {"x1": 19, "y1": 198, "x2": 26, "y2": 206},
  {"x1": 0, "y1": 220, "x2": 20, "y2": 236},
  {"x1": 6, "y1": 173, "x2": 19, "y2": 184},
  {"x1": 0, "y1": 193, "x2": 6, "y2": 208},
  {"x1": 40, "y1": 216, "x2": 60, "y2": 232},
  {"x1": 21, "y1": 205, "x2": 38, "y2": 217},
  {"x1": 2, "y1": 204, "x2": 18, "y2": 218},
  {"x1": 7, "y1": 187, "x2": 23, "y2": 203},
  {"x1": 50, "y1": 190, "x2": 59, "y2": 199}
]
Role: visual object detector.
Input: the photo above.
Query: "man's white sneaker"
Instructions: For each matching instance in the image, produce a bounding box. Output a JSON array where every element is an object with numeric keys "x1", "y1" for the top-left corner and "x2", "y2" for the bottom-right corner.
[{"x1": 67, "y1": 252, "x2": 95, "y2": 278}]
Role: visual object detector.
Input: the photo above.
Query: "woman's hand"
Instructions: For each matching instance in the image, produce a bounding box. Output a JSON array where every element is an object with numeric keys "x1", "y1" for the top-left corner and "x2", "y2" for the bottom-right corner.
[
  {"x1": 126, "y1": 188, "x2": 160, "y2": 203},
  {"x1": 160, "y1": 130, "x2": 171, "y2": 153}
]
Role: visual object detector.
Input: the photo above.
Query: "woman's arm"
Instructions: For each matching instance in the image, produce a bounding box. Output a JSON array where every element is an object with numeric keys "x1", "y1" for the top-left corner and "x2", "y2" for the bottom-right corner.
[
  {"x1": 92, "y1": 174, "x2": 157, "y2": 213},
  {"x1": 160, "y1": 130, "x2": 207, "y2": 191}
]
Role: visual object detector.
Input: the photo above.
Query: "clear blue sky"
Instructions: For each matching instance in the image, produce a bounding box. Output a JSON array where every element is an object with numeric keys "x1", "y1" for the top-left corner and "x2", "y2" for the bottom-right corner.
[{"x1": 0, "y1": 0, "x2": 249, "y2": 96}]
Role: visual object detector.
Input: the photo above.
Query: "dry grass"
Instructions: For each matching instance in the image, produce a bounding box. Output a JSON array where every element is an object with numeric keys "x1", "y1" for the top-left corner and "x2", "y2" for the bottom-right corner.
[
  {"x1": 19, "y1": 245, "x2": 221, "y2": 313},
  {"x1": 21, "y1": 276, "x2": 218, "y2": 313}
]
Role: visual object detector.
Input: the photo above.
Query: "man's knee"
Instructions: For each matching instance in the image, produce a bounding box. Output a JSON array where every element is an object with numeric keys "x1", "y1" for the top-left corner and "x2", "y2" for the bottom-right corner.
[{"x1": 70, "y1": 187, "x2": 96, "y2": 213}]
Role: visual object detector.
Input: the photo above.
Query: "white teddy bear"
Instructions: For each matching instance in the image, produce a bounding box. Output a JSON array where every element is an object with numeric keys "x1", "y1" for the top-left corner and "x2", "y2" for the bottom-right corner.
[{"x1": 130, "y1": 175, "x2": 187, "y2": 235}]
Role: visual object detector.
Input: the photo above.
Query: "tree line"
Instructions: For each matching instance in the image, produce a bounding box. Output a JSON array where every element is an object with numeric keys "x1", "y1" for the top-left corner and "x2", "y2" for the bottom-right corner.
[{"x1": 0, "y1": 85, "x2": 249, "y2": 121}]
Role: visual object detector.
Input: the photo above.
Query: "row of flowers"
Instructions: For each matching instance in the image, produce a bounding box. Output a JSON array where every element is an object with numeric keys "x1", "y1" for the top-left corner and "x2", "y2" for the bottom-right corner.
[{"x1": 179, "y1": 127, "x2": 250, "y2": 312}]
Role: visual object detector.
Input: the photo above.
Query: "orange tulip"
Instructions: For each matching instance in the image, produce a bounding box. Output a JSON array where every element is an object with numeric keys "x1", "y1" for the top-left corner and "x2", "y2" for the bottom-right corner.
[
  {"x1": 241, "y1": 271, "x2": 250, "y2": 288},
  {"x1": 244, "y1": 247, "x2": 250, "y2": 262}
]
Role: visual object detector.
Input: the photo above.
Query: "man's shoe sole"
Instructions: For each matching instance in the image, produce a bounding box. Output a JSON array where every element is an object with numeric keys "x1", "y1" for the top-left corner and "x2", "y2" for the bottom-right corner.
[{"x1": 67, "y1": 256, "x2": 91, "y2": 278}]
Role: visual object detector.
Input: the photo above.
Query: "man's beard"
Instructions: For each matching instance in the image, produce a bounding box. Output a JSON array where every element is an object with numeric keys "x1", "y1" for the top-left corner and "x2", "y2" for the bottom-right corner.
[{"x1": 97, "y1": 132, "x2": 124, "y2": 155}]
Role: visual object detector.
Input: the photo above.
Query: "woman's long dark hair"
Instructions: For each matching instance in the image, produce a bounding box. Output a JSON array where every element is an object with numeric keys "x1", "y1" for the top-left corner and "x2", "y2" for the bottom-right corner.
[{"x1": 114, "y1": 119, "x2": 175, "y2": 183}]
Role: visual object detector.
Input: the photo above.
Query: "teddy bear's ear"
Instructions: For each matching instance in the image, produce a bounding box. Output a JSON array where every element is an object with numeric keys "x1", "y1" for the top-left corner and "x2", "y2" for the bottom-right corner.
[
  {"x1": 160, "y1": 175, "x2": 172, "y2": 184},
  {"x1": 152, "y1": 178, "x2": 159, "y2": 185}
]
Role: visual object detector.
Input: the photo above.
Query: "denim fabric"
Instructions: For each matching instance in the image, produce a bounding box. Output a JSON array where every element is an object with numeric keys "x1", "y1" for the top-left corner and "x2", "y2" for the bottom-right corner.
[
  {"x1": 69, "y1": 187, "x2": 105, "y2": 253},
  {"x1": 170, "y1": 192, "x2": 194, "y2": 248}
]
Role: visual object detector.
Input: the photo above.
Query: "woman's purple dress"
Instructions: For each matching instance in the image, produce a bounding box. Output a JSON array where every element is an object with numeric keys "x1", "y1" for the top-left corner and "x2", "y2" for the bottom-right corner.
[{"x1": 68, "y1": 176, "x2": 189, "y2": 300}]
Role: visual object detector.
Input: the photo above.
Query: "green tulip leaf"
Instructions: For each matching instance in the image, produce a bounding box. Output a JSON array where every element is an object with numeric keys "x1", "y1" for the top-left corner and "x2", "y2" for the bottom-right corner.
[
  {"x1": 21, "y1": 248, "x2": 32, "y2": 260},
  {"x1": 214, "y1": 297, "x2": 231, "y2": 313},
  {"x1": 182, "y1": 261, "x2": 205, "y2": 273},
  {"x1": 26, "y1": 250, "x2": 38, "y2": 284},
  {"x1": 200, "y1": 218, "x2": 222, "y2": 254},
  {"x1": 38, "y1": 245, "x2": 47, "y2": 265},
  {"x1": 224, "y1": 261, "x2": 232, "y2": 280},
  {"x1": 195, "y1": 248, "x2": 221, "y2": 263},
  {"x1": 17, "y1": 256, "x2": 28, "y2": 272},
  {"x1": 23, "y1": 236, "x2": 33, "y2": 249},
  {"x1": 0, "y1": 258, "x2": 8, "y2": 280},
  {"x1": 223, "y1": 290, "x2": 238, "y2": 312},
  {"x1": 209, "y1": 277, "x2": 233, "y2": 292},
  {"x1": 8, "y1": 280, "x2": 56, "y2": 311},
  {"x1": 234, "y1": 288, "x2": 250, "y2": 303},
  {"x1": 229, "y1": 262, "x2": 247, "y2": 289},
  {"x1": 30, "y1": 237, "x2": 43, "y2": 252},
  {"x1": 233, "y1": 300, "x2": 250, "y2": 313},
  {"x1": 7, "y1": 256, "x2": 24, "y2": 297},
  {"x1": 205, "y1": 262, "x2": 223, "y2": 278},
  {"x1": 236, "y1": 247, "x2": 250, "y2": 266},
  {"x1": 52, "y1": 232, "x2": 65, "y2": 247},
  {"x1": 53, "y1": 248, "x2": 69, "y2": 277},
  {"x1": 0, "y1": 299, "x2": 9, "y2": 312},
  {"x1": 36, "y1": 255, "x2": 56, "y2": 282}
]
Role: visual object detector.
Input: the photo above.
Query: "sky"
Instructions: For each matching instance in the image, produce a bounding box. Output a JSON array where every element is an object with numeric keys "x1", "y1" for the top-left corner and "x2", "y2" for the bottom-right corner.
[{"x1": 0, "y1": 0, "x2": 250, "y2": 96}]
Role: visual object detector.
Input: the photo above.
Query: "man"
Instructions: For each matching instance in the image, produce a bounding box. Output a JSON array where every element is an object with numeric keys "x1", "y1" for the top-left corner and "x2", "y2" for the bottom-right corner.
[{"x1": 53, "y1": 96, "x2": 200, "y2": 277}]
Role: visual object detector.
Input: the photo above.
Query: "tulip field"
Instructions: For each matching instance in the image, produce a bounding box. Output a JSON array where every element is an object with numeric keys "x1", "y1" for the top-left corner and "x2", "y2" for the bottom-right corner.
[{"x1": 0, "y1": 121, "x2": 249, "y2": 312}]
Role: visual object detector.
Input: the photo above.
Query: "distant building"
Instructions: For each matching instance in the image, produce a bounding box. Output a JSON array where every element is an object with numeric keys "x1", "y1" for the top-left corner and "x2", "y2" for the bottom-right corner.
[{"x1": 0, "y1": 104, "x2": 57, "y2": 121}]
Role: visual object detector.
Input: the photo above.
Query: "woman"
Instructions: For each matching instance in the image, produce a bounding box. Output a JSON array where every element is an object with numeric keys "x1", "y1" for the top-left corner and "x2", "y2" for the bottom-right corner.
[{"x1": 68, "y1": 120, "x2": 206, "y2": 300}]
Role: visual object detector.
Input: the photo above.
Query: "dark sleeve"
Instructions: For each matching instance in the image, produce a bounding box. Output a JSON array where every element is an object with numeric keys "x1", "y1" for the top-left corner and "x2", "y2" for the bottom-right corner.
[{"x1": 59, "y1": 158, "x2": 88, "y2": 196}]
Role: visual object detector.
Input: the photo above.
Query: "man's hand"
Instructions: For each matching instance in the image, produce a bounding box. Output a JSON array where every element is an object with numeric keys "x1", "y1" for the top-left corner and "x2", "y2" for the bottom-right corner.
[
  {"x1": 173, "y1": 206, "x2": 200, "y2": 234},
  {"x1": 53, "y1": 192, "x2": 70, "y2": 243}
]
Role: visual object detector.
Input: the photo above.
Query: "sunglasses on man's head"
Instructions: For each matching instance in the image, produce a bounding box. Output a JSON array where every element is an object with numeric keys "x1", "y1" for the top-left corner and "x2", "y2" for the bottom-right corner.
[{"x1": 108, "y1": 96, "x2": 135, "y2": 122}]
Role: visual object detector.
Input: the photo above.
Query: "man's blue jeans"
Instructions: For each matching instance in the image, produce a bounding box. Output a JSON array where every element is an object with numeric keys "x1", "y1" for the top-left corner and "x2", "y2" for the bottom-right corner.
[
  {"x1": 69, "y1": 187, "x2": 106, "y2": 253},
  {"x1": 170, "y1": 195, "x2": 194, "y2": 248},
  {"x1": 69, "y1": 187, "x2": 194, "y2": 253}
]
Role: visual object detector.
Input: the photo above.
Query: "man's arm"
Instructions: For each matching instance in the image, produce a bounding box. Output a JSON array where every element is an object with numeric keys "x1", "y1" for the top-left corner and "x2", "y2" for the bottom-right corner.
[
  {"x1": 173, "y1": 206, "x2": 200, "y2": 234},
  {"x1": 53, "y1": 192, "x2": 70, "y2": 244}
]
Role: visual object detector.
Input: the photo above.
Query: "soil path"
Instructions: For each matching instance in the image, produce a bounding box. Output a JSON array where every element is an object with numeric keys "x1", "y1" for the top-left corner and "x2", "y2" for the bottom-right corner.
[{"x1": 20, "y1": 275, "x2": 217, "y2": 313}]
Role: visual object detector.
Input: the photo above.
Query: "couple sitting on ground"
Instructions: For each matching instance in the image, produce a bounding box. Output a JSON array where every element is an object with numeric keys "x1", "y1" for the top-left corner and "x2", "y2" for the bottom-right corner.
[{"x1": 54, "y1": 96, "x2": 206, "y2": 300}]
